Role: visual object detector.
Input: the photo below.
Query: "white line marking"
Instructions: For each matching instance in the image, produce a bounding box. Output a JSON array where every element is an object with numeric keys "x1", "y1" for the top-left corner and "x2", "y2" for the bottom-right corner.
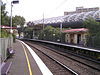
[{"x1": 19, "y1": 40, "x2": 53, "y2": 75}]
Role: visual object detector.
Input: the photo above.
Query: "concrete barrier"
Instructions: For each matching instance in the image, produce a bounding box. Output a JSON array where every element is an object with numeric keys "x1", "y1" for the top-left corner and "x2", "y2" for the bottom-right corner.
[{"x1": 0, "y1": 38, "x2": 13, "y2": 63}]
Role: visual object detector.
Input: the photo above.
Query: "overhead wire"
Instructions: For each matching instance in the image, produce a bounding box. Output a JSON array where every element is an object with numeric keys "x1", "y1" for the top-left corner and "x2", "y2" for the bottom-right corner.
[
  {"x1": 46, "y1": 0, "x2": 68, "y2": 18},
  {"x1": 55, "y1": 0, "x2": 68, "y2": 10}
]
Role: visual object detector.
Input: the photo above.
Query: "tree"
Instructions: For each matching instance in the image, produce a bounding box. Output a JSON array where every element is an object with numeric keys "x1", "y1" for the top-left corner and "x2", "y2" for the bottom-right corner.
[
  {"x1": 12, "y1": 15, "x2": 25, "y2": 38},
  {"x1": 12, "y1": 15, "x2": 25, "y2": 27},
  {"x1": 38, "y1": 26, "x2": 61, "y2": 42},
  {"x1": 84, "y1": 18, "x2": 100, "y2": 48},
  {"x1": 1, "y1": 3, "x2": 10, "y2": 25},
  {"x1": 1, "y1": 2, "x2": 11, "y2": 38},
  {"x1": 1, "y1": 1, "x2": 26, "y2": 38},
  {"x1": 1, "y1": 3, "x2": 25, "y2": 27},
  {"x1": 23, "y1": 27, "x2": 33, "y2": 39}
]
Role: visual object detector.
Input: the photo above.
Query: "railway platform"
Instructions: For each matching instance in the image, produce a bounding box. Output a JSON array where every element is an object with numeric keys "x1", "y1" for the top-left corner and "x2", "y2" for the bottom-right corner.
[{"x1": 4, "y1": 40, "x2": 53, "y2": 75}]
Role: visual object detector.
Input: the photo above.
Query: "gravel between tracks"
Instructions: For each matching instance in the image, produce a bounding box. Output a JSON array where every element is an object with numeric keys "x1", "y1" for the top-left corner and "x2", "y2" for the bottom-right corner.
[
  {"x1": 25, "y1": 41, "x2": 100, "y2": 75},
  {"x1": 27, "y1": 43, "x2": 75, "y2": 75}
]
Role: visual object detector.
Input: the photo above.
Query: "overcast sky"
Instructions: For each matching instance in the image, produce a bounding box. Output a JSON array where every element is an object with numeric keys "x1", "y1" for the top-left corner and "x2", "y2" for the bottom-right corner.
[{"x1": 2, "y1": 0, "x2": 100, "y2": 22}]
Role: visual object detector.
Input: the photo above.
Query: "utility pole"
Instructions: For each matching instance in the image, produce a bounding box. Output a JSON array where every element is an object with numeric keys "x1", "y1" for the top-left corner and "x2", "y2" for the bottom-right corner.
[
  {"x1": 60, "y1": 23, "x2": 62, "y2": 42},
  {"x1": 60, "y1": 23, "x2": 62, "y2": 32},
  {"x1": 43, "y1": 13, "x2": 44, "y2": 30}
]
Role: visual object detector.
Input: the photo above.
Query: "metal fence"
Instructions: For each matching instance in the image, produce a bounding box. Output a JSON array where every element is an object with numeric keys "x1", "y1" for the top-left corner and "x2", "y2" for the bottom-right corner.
[{"x1": 0, "y1": 37, "x2": 13, "y2": 63}]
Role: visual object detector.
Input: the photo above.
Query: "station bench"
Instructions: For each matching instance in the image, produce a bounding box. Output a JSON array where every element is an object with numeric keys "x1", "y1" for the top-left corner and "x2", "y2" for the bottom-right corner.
[
  {"x1": 1, "y1": 48, "x2": 15, "y2": 75},
  {"x1": 1, "y1": 61, "x2": 12, "y2": 75}
]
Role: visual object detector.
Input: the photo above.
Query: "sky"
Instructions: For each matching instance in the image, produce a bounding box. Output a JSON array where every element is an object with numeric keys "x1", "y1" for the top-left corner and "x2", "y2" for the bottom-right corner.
[{"x1": 2, "y1": 0, "x2": 100, "y2": 22}]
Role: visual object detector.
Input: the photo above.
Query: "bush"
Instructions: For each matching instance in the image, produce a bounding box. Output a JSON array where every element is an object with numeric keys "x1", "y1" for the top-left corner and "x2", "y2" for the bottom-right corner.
[
  {"x1": 0, "y1": 29, "x2": 10, "y2": 38},
  {"x1": 84, "y1": 18, "x2": 100, "y2": 48}
]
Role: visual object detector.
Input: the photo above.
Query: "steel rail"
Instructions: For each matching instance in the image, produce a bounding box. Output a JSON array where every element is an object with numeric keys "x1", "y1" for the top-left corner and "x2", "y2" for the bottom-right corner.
[
  {"x1": 26, "y1": 42, "x2": 79, "y2": 75},
  {"x1": 36, "y1": 43, "x2": 100, "y2": 71}
]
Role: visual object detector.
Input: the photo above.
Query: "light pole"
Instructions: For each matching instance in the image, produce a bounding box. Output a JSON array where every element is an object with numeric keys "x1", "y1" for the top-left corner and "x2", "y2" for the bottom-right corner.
[
  {"x1": 10, "y1": 0, "x2": 19, "y2": 33},
  {"x1": 10, "y1": 0, "x2": 19, "y2": 47}
]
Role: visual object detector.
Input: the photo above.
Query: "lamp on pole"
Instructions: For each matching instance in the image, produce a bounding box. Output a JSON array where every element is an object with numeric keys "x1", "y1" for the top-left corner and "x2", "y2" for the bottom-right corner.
[
  {"x1": 10, "y1": 0, "x2": 19, "y2": 33},
  {"x1": 10, "y1": 0, "x2": 19, "y2": 47}
]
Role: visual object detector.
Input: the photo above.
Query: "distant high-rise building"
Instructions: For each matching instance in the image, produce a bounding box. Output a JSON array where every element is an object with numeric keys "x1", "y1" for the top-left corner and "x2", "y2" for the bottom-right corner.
[{"x1": 64, "y1": 7, "x2": 99, "y2": 15}]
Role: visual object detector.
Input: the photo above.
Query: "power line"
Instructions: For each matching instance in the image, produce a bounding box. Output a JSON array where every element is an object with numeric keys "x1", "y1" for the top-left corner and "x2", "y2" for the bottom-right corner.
[
  {"x1": 55, "y1": 0, "x2": 68, "y2": 10},
  {"x1": 46, "y1": 0, "x2": 68, "y2": 18}
]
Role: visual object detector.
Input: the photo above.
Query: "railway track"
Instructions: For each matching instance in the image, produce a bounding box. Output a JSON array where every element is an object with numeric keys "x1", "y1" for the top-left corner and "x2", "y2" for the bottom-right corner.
[
  {"x1": 25, "y1": 41, "x2": 100, "y2": 75},
  {"x1": 25, "y1": 41, "x2": 78, "y2": 75},
  {"x1": 35, "y1": 45, "x2": 78, "y2": 75},
  {"x1": 38, "y1": 43, "x2": 100, "y2": 71}
]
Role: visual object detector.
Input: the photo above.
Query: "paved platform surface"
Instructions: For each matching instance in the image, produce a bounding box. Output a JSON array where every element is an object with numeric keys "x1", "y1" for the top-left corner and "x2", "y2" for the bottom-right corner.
[{"x1": 7, "y1": 40, "x2": 52, "y2": 75}]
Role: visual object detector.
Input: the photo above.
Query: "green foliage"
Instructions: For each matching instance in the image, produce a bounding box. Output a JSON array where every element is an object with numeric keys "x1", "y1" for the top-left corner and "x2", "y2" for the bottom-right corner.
[
  {"x1": 12, "y1": 16, "x2": 26, "y2": 38},
  {"x1": 12, "y1": 15, "x2": 25, "y2": 27},
  {"x1": 1, "y1": 2, "x2": 26, "y2": 39},
  {"x1": 1, "y1": 2, "x2": 25, "y2": 27},
  {"x1": 38, "y1": 26, "x2": 61, "y2": 42},
  {"x1": 0, "y1": 29, "x2": 10, "y2": 38},
  {"x1": 1, "y1": 3, "x2": 10, "y2": 25},
  {"x1": 84, "y1": 18, "x2": 100, "y2": 48},
  {"x1": 1, "y1": 16, "x2": 10, "y2": 25},
  {"x1": 23, "y1": 27, "x2": 33, "y2": 39},
  {"x1": 84, "y1": 18, "x2": 100, "y2": 36}
]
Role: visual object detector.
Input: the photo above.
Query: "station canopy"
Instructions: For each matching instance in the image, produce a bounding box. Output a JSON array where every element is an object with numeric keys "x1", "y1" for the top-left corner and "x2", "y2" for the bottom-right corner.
[
  {"x1": 33, "y1": 10, "x2": 100, "y2": 25},
  {"x1": 1, "y1": 25, "x2": 17, "y2": 29},
  {"x1": 62, "y1": 28, "x2": 88, "y2": 33}
]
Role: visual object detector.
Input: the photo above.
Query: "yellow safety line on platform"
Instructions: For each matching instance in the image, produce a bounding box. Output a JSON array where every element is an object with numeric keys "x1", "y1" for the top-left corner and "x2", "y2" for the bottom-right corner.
[{"x1": 20, "y1": 42, "x2": 33, "y2": 75}]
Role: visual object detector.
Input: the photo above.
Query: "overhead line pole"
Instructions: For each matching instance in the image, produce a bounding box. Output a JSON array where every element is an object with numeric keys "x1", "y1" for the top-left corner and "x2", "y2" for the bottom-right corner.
[
  {"x1": 60, "y1": 23, "x2": 62, "y2": 42},
  {"x1": 43, "y1": 13, "x2": 44, "y2": 30}
]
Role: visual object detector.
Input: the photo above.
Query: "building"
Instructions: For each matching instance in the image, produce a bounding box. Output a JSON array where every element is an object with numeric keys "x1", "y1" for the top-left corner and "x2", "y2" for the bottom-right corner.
[
  {"x1": 64, "y1": 7, "x2": 99, "y2": 15},
  {"x1": 62, "y1": 28, "x2": 88, "y2": 46},
  {"x1": 1, "y1": 25, "x2": 17, "y2": 33},
  {"x1": 1, "y1": 25, "x2": 17, "y2": 29},
  {"x1": 1, "y1": 25, "x2": 19, "y2": 37}
]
